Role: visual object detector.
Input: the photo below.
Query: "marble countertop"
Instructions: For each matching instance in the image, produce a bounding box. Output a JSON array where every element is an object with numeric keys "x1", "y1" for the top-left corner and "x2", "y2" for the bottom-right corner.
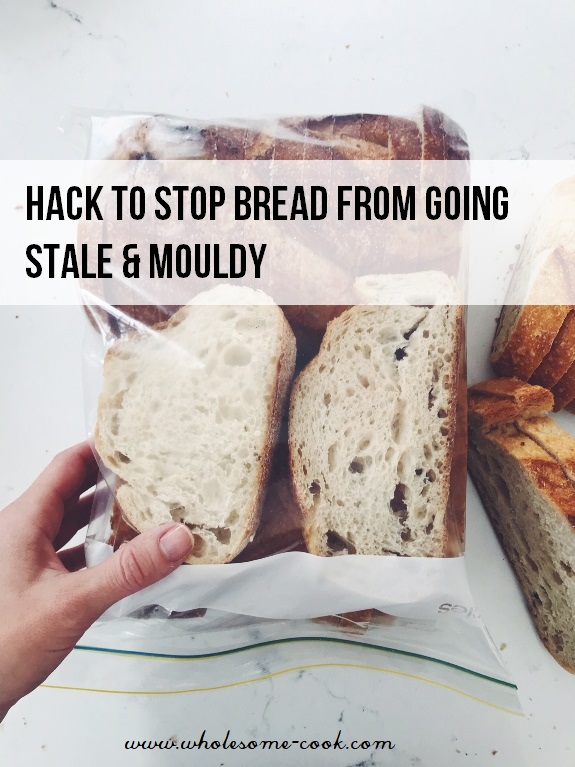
[{"x1": 1, "y1": 2, "x2": 575, "y2": 765}]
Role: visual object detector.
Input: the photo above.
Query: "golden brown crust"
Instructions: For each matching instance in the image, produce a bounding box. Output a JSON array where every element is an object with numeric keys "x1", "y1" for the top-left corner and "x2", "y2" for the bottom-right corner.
[
  {"x1": 491, "y1": 305, "x2": 572, "y2": 380},
  {"x1": 551, "y1": 358, "x2": 575, "y2": 412},
  {"x1": 468, "y1": 378, "x2": 575, "y2": 527},
  {"x1": 516, "y1": 417, "x2": 575, "y2": 483},
  {"x1": 468, "y1": 377, "x2": 554, "y2": 428},
  {"x1": 530, "y1": 310, "x2": 575, "y2": 389}
]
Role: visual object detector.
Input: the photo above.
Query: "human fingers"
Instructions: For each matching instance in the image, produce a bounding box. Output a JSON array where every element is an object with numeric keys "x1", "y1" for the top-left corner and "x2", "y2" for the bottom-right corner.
[
  {"x1": 14, "y1": 443, "x2": 98, "y2": 539},
  {"x1": 65, "y1": 524, "x2": 194, "y2": 624}
]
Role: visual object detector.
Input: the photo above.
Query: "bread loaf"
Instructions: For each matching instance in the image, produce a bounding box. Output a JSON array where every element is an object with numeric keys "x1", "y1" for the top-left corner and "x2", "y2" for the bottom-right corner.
[
  {"x1": 530, "y1": 310, "x2": 575, "y2": 390},
  {"x1": 107, "y1": 107, "x2": 468, "y2": 163},
  {"x1": 83, "y1": 107, "x2": 468, "y2": 334},
  {"x1": 491, "y1": 178, "x2": 575, "y2": 388},
  {"x1": 95, "y1": 286, "x2": 296, "y2": 564},
  {"x1": 491, "y1": 304, "x2": 571, "y2": 380},
  {"x1": 468, "y1": 378, "x2": 575, "y2": 672},
  {"x1": 289, "y1": 299, "x2": 462, "y2": 557}
]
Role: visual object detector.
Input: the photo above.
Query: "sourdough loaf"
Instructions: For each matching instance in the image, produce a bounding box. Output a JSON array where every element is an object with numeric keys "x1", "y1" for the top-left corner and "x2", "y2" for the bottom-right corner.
[
  {"x1": 289, "y1": 300, "x2": 462, "y2": 557},
  {"x1": 106, "y1": 107, "x2": 468, "y2": 163},
  {"x1": 82, "y1": 107, "x2": 468, "y2": 334},
  {"x1": 468, "y1": 378, "x2": 575, "y2": 672},
  {"x1": 491, "y1": 178, "x2": 575, "y2": 385},
  {"x1": 95, "y1": 286, "x2": 296, "y2": 564},
  {"x1": 530, "y1": 310, "x2": 575, "y2": 390}
]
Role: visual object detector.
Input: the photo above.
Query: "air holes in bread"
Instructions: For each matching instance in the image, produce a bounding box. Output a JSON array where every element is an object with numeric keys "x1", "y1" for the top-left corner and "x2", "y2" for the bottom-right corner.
[
  {"x1": 358, "y1": 436, "x2": 372, "y2": 451},
  {"x1": 326, "y1": 530, "x2": 356, "y2": 555},
  {"x1": 309, "y1": 481, "x2": 321, "y2": 495},
  {"x1": 223, "y1": 345, "x2": 252, "y2": 366},
  {"x1": 395, "y1": 347, "x2": 407, "y2": 361},
  {"x1": 328, "y1": 443, "x2": 338, "y2": 472},
  {"x1": 390, "y1": 483, "x2": 408, "y2": 522}
]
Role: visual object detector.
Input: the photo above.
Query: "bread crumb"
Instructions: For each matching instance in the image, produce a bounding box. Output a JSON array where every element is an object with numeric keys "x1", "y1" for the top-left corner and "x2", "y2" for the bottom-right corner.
[{"x1": 500, "y1": 642, "x2": 507, "y2": 651}]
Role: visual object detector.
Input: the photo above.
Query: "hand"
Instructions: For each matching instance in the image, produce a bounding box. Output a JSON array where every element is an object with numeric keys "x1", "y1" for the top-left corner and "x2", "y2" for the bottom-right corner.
[{"x1": 0, "y1": 442, "x2": 194, "y2": 720}]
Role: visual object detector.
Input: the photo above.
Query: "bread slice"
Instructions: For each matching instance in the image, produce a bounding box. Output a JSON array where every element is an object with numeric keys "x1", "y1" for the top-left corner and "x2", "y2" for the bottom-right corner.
[
  {"x1": 530, "y1": 310, "x2": 575, "y2": 390},
  {"x1": 289, "y1": 302, "x2": 462, "y2": 557},
  {"x1": 468, "y1": 378, "x2": 575, "y2": 672},
  {"x1": 550, "y1": 358, "x2": 575, "y2": 412},
  {"x1": 95, "y1": 286, "x2": 296, "y2": 564},
  {"x1": 491, "y1": 304, "x2": 571, "y2": 380}
]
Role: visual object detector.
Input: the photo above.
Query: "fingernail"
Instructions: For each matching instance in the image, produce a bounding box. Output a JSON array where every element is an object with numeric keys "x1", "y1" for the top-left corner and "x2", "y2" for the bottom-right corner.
[{"x1": 159, "y1": 525, "x2": 194, "y2": 562}]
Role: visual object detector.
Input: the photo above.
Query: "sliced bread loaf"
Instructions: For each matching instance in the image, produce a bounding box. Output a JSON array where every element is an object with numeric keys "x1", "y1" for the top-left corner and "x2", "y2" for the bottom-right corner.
[
  {"x1": 530, "y1": 310, "x2": 575, "y2": 390},
  {"x1": 95, "y1": 286, "x2": 296, "y2": 564},
  {"x1": 491, "y1": 303, "x2": 571, "y2": 380},
  {"x1": 289, "y1": 302, "x2": 462, "y2": 557},
  {"x1": 468, "y1": 378, "x2": 575, "y2": 672},
  {"x1": 491, "y1": 177, "x2": 575, "y2": 381}
]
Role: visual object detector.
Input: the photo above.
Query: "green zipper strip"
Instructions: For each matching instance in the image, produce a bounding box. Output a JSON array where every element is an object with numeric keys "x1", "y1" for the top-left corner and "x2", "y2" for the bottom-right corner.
[{"x1": 75, "y1": 636, "x2": 517, "y2": 690}]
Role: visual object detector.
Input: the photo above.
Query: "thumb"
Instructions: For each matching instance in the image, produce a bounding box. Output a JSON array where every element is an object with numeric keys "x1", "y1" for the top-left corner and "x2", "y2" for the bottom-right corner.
[{"x1": 72, "y1": 523, "x2": 194, "y2": 623}]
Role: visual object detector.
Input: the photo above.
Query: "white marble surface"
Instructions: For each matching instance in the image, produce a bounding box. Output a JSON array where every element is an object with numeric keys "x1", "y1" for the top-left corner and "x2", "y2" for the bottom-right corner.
[{"x1": 1, "y1": 2, "x2": 575, "y2": 765}]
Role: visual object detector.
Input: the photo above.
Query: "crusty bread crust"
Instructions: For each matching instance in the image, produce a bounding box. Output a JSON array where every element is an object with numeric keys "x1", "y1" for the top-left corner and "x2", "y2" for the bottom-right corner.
[
  {"x1": 551, "y1": 358, "x2": 575, "y2": 412},
  {"x1": 491, "y1": 305, "x2": 571, "y2": 380},
  {"x1": 108, "y1": 108, "x2": 468, "y2": 163},
  {"x1": 85, "y1": 108, "x2": 468, "y2": 335},
  {"x1": 530, "y1": 310, "x2": 575, "y2": 390},
  {"x1": 491, "y1": 179, "x2": 575, "y2": 387},
  {"x1": 468, "y1": 377, "x2": 554, "y2": 428}
]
